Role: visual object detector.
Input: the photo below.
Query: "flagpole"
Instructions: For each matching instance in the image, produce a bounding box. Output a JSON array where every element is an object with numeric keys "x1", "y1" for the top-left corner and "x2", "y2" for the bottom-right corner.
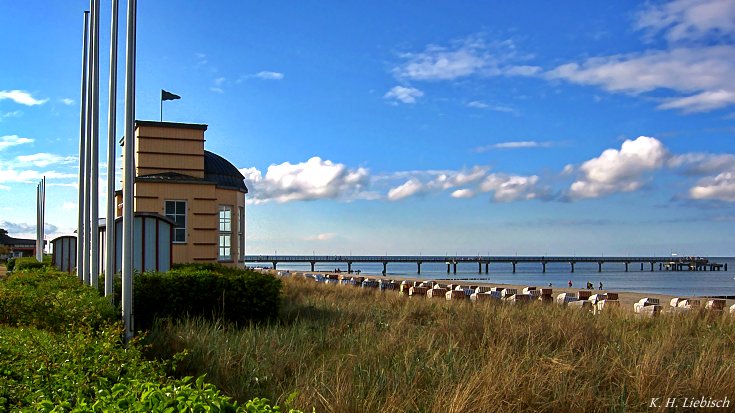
[
  {"x1": 83, "y1": 0, "x2": 94, "y2": 285},
  {"x1": 77, "y1": 11, "x2": 90, "y2": 281},
  {"x1": 90, "y1": 0, "x2": 101, "y2": 289},
  {"x1": 122, "y1": 0, "x2": 137, "y2": 342},
  {"x1": 160, "y1": 97, "x2": 163, "y2": 122},
  {"x1": 105, "y1": 0, "x2": 120, "y2": 299}
]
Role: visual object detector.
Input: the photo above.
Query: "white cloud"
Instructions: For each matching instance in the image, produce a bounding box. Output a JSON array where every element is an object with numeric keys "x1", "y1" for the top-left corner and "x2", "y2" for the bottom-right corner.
[
  {"x1": 393, "y1": 36, "x2": 539, "y2": 82},
  {"x1": 429, "y1": 166, "x2": 488, "y2": 189},
  {"x1": 0, "y1": 184, "x2": 9, "y2": 191},
  {"x1": 689, "y1": 171, "x2": 735, "y2": 201},
  {"x1": 475, "y1": 141, "x2": 553, "y2": 152},
  {"x1": 387, "y1": 179, "x2": 426, "y2": 201},
  {"x1": 60, "y1": 98, "x2": 74, "y2": 105},
  {"x1": 668, "y1": 152, "x2": 735, "y2": 175},
  {"x1": 384, "y1": 86, "x2": 424, "y2": 104},
  {"x1": 62, "y1": 201, "x2": 77, "y2": 210},
  {"x1": 16, "y1": 153, "x2": 76, "y2": 167},
  {"x1": 479, "y1": 173, "x2": 545, "y2": 202},
  {"x1": 658, "y1": 89, "x2": 735, "y2": 112},
  {"x1": 568, "y1": 136, "x2": 669, "y2": 199},
  {"x1": 466, "y1": 101, "x2": 518, "y2": 114},
  {"x1": 635, "y1": 0, "x2": 735, "y2": 44},
  {"x1": 255, "y1": 71, "x2": 284, "y2": 80},
  {"x1": 0, "y1": 90, "x2": 48, "y2": 106},
  {"x1": 0, "y1": 221, "x2": 59, "y2": 239},
  {"x1": 305, "y1": 233, "x2": 337, "y2": 241},
  {"x1": 1, "y1": 110, "x2": 23, "y2": 120},
  {"x1": 451, "y1": 189, "x2": 474, "y2": 198},
  {"x1": 243, "y1": 157, "x2": 370, "y2": 203},
  {"x1": 0, "y1": 135, "x2": 33, "y2": 151},
  {"x1": 0, "y1": 168, "x2": 77, "y2": 184}
]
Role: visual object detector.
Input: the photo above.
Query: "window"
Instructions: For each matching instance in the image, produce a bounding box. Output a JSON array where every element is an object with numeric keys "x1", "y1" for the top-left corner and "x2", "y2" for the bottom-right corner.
[
  {"x1": 165, "y1": 200, "x2": 186, "y2": 243},
  {"x1": 238, "y1": 206, "x2": 245, "y2": 260},
  {"x1": 219, "y1": 205, "x2": 232, "y2": 260}
]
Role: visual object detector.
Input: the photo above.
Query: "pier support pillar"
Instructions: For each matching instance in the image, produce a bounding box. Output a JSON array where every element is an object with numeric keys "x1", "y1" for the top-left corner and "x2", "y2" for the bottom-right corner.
[
  {"x1": 726, "y1": 263, "x2": 728, "y2": 271},
  {"x1": 478, "y1": 261, "x2": 482, "y2": 274},
  {"x1": 542, "y1": 262, "x2": 546, "y2": 273},
  {"x1": 310, "y1": 262, "x2": 315, "y2": 272},
  {"x1": 625, "y1": 262, "x2": 629, "y2": 272},
  {"x1": 640, "y1": 262, "x2": 643, "y2": 271},
  {"x1": 651, "y1": 262, "x2": 654, "y2": 272},
  {"x1": 512, "y1": 261, "x2": 517, "y2": 273},
  {"x1": 659, "y1": 263, "x2": 662, "y2": 271},
  {"x1": 598, "y1": 262, "x2": 602, "y2": 272},
  {"x1": 417, "y1": 262, "x2": 421, "y2": 274},
  {"x1": 485, "y1": 262, "x2": 489, "y2": 274},
  {"x1": 382, "y1": 261, "x2": 387, "y2": 275},
  {"x1": 348, "y1": 262, "x2": 352, "y2": 274},
  {"x1": 446, "y1": 263, "x2": 450, "y2": 273},
  {"x1": 570, "y1": 262, "x2": 575, "y2": 273},
  {"x1": 453, "y1": 262, "x2": 457, "y2": 274},
  {"x1": 272, "y1": 262, "x2": 277, "y2": 270}
]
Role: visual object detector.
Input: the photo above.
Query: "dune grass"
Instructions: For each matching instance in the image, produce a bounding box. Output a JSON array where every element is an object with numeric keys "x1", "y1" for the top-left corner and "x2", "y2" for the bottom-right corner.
[{"x1": 145, "y1": 276, "x2": 735, "y2": 412}]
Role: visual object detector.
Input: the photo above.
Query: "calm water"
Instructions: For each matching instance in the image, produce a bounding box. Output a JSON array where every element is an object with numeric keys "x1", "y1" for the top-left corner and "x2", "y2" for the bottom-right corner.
[{"x1": 248, "y1": 257, "x2": 735, "y2": 297}]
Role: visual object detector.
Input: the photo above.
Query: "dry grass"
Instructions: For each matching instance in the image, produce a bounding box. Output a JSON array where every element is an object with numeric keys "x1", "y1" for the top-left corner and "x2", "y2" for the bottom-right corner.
[{"x1": 146, "y1": 276, "x2": 735, "y2": 412}]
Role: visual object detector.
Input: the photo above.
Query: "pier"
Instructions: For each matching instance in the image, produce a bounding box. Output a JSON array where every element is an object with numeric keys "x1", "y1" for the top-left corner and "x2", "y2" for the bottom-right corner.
[{"x1": 244, "y1": 255, "x2": 727, "y2": 274}]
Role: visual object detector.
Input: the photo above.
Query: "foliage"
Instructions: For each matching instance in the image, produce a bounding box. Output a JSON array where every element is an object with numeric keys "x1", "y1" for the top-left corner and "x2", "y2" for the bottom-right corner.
[
  {"x1": 11, "y1": 256, "x2": 52, "y2": 272},
  {"x1": 134, "y1": 264, "x2": 282, "y2": 331},
  {"x1": 6, "y1": 258, "x2": 15, "y2": 272},
  {"x1": 147, "y1": 275, "x2": 735, "y2": 413},
  {"x1": 0, "y1": 270, "x2": 117, "y2": 332},
  {"x1": 0, "y1": 267, "x2": 299, "y2": 413}
]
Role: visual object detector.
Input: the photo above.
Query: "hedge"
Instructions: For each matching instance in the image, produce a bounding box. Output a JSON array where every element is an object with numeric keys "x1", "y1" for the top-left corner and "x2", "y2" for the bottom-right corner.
[{"x1": 134, "y1": 264, "x2": 282, "y2": 331}]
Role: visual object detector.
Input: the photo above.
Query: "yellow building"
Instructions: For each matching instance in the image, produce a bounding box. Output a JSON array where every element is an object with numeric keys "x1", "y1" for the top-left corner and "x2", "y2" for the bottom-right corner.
[{"x1": 118, "y1": 120, "x2": 248, "y2": 267}]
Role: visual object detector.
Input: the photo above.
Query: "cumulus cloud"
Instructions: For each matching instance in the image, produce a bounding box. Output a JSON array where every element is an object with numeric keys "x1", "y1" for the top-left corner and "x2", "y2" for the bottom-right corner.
[
  {"x1": 0, "y1": 221, "x2": 58, "y2": 239},
  {"x1": 255, "y1": 71, "x2": 284, "y2": 80},
  {"x1": 689, "y1": 172, "x2": 735, "y2": 201},
  {"x1": 658, "y1": 89, "x2": 735, "y2": 112},
  {"x1": 242, "y1": 157, "x2": 370, "y2": 203},
  {"x1": 388, "y1": 178, "x2": 424, "y2": 201},
  {"x1": 0, "y1": 90, "x2": 48, "y2": 106},
  {"x1": 451, "y1": 189, "x2": 474, "y2": 198},
  {"x1": 568, "y1": 136, "x2": 669, "y2": 199},
  {"x1": 0, "y1": 135, "x2": 33, "y2": 151},
  {"x1": 393, "y1": 36, "x2": 539, "y2": 81},
  {"x1": 0, "y1": 167, "x2": 77, "y2": 184},
  {"x1": 429, "y1": 166, "x2": 488, "y2": 189},
  {"x1": 479, "y1": 173, "x2": 546, "y2": 202},
  {"x1": 384, "y1": 86, "x2": 423, "y2": 104},
  {"x1": 668, "y1": 152, "x2": 735, "y2": 175}
]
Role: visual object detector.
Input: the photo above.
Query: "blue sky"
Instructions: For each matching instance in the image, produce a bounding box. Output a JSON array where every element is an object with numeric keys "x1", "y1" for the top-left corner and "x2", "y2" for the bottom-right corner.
[{"x1": 2, "y1": 0, "x2": 735, "y2": 256}]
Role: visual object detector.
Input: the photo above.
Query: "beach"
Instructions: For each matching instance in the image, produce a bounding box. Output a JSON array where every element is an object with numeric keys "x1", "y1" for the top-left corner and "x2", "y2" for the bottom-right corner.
[{"x1": 288, "y1": 270, "x2": 735, "y2": 311}]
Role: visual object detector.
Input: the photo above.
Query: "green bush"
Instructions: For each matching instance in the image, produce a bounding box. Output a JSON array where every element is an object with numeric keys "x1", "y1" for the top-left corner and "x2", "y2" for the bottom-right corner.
[
  {"x1": 134, "y1": 265, "x2": 282, "y2": 331},
  {"x1": 0, "y1": 269, "x2": 117, "y2": 332},
  {"x1": 7, "y1": 256, "x2": 52, "y2": 273}
]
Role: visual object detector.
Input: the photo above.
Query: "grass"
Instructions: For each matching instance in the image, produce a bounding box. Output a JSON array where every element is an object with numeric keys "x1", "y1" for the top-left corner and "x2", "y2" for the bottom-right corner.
[{"x1": 145, "y1": 275, "x2": 735, "y2": 413}]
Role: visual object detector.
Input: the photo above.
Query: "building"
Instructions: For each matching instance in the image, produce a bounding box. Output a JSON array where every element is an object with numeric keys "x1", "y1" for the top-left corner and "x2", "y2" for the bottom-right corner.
[
  {"x1": 116, "y1": 120, "x2": 248, "y2": 267},
  {"x1": 0, "y1": 228, "x2": 39, "y2": 260}
]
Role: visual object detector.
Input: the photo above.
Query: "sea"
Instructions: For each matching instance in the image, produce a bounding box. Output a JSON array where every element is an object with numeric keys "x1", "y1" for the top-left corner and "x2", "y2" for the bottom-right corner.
[{"x1": 247, "y1": 257, "x2": 735, "y2": 298}]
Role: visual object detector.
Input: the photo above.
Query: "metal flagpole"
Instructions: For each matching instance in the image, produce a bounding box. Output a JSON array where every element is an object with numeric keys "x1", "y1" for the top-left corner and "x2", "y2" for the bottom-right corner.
[
  {"x1": 77, "y1": 11, "x2": 90, "y2": 281},
  {"x1": 41, "y1": 177, "x2": 45, "y2": 259},
  {"x1": 90, "y1": 0, "x2": 101, "y2": 289},
  {"x1": 105, "y1": 0, "x2": 120, "y2": 299},
  {"x1": 36, "y1": 182, "x2": 40, "y2": 262},
  {"x1": 83, "y1": 0, "x2": 95, "y2": 286},
  {"x1": 122, "y1": 0, "x2": 137, "y2": 342}
]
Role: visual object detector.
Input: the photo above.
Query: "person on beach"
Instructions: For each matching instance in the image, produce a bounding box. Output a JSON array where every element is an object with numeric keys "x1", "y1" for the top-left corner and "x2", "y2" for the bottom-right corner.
[
  {"x1": 599, "y1": 281, "x2": 603, "y2": 290},
  {"x1": 568, "y1": 280, "x2": 572, "y2": 288}
]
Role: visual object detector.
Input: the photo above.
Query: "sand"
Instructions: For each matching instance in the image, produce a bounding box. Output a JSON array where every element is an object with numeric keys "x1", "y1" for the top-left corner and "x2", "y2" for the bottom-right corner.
[{"x1": 283, "y1": 270, "x2": 735, "y2": 311}]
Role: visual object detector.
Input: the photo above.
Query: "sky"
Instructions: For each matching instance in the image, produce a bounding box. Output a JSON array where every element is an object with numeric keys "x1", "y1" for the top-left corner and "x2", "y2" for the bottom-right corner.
[{"x1": 1, "y1": 0, "x2": 735, "y2": 256}]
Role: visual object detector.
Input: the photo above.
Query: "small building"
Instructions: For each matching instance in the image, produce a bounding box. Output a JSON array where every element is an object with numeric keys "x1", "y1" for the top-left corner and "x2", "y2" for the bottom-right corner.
[
  {"x1": 0, "y1": 228, "x2": 39, "y2": 260},
  {"x1": 117, "y1": 121, "x2": 248, "y2": 267}
]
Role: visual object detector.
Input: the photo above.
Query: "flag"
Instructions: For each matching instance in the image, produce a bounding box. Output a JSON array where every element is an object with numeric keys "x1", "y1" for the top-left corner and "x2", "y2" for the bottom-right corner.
[{"x1": 161, "y1": 89, "x2": 180, "y2": 101}]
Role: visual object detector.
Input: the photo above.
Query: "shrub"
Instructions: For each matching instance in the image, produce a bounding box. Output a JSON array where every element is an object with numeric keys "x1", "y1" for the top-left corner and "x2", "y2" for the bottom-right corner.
[
  {"x1": 12, "y1": 256, "x2": 52, "y2": 272},
  {"x1": 0, "y1": 269, "x2": 117, "y2": 331},
  {"x1": 5, "y1": 258, "x2": 15, "y2": 272},
  {"x1": 134, "y1": 265, "x2": 282, "y2": 331}
]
